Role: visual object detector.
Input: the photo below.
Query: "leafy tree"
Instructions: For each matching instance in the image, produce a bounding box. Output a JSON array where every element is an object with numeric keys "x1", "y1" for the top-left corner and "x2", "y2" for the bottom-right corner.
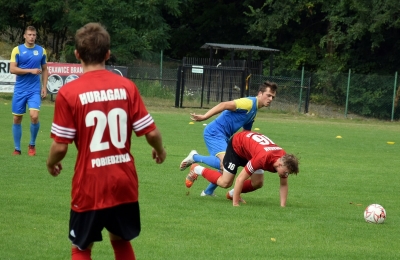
[
  {"x1": 31, "y1": 0, "x2": 70, "y2": 61},
  {"x1": 66, "y1": 0, "x2": 184, "y2": 64},
  {"x1": 164, "y1": 0, "x2": 253, "y2": 59},
  {"x1": 0, "y1": 0, "x2": 35, "y2": 43}
]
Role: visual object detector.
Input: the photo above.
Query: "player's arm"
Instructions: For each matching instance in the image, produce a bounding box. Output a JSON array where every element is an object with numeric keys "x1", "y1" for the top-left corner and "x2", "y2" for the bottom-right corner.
[
  {"x1": 46, "y1": 141, "x2": 68, "y2": 177},
  {"x1": 145, "y1": 128, "x2": 166, "y2": 164},
  {"x1": 9, "y1": 47, "x2": 42, "y2": 75},
  {"x1": 233, "y1": 168, "x2": 251, "y2": 206},
  {"x1": 41, "y1": 63, "x2": 48, "y2": 98},
  {"x1": 10, "y1": 62, "x2": 42, "y2": 75},
  {"x1": 279, "y1": 176, "x2": 288, "y2": 207},
  {"x1": 190, "y1": 100, "x2": 236, "y2": 121}
]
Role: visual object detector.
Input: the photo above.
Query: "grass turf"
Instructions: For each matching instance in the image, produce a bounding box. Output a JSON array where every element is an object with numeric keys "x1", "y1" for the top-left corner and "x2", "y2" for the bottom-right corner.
[{"x1": 0, "y1": 97, "x2": 399, "y2": 259}]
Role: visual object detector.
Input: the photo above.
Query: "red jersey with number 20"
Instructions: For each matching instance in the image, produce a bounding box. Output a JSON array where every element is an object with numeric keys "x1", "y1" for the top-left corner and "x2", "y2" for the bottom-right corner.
[
  {"x1": 232, "y1": 131, "x2": 286, "y2": 175},
  {"x1": 50, "y1": 70, "x2": 156, "y2": 212}
]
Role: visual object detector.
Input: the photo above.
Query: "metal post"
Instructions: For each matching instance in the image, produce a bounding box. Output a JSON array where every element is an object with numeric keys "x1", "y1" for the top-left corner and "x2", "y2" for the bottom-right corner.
[
  {"x1": 298, "y1": 65, "x2": 305, "y2": 113},
  {"x1": 160, "y1": 50, "x2": 163, "y2": 88},
  {"x1": 175, "y1": 66, "x2": 182, "y2": 108},
  {"x1": 344, "y1": 69, "x2": 351, "y2": 118},
  {"x1": 391, "y1": 71, "x2": 398, "y2": 121}
]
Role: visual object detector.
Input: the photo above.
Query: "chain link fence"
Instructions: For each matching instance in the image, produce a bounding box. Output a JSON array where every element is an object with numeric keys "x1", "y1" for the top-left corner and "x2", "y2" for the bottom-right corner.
[{"x1": 128, "y1": 55, "x2": 400, "y2": 121}]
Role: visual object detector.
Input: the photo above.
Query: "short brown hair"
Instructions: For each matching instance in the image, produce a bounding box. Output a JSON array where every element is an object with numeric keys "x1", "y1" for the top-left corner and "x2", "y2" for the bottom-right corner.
[
  {"x1": 281, "y1": 153, "x2": 299, "y2": 175},
  {"x1": 75, "y1": 23, "x2": 110, "y2": 65},
  {"x1": 258, "y1": 81, "x2": 278, "y2": 93},
  {"x1": 25, "y1": 26, "x2": 36, "y2": 33}
]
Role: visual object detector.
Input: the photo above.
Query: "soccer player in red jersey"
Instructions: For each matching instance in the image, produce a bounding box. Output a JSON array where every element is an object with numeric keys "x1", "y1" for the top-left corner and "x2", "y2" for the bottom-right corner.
[
  {"x1": 185, "y1": 131, "x2": 298, "y2": 206},
  {"x1": 46, "y1": 23, "x2": 166, "y2": 260}
]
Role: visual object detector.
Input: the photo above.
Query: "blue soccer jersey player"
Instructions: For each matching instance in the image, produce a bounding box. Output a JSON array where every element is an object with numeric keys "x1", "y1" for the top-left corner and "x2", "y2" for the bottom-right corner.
[
  {"x1": 179, "y1": 81, "x2": 278, "y2": 196},
  {"x1": 10, "y1": 25, "x2": 48, "y2": 156}
]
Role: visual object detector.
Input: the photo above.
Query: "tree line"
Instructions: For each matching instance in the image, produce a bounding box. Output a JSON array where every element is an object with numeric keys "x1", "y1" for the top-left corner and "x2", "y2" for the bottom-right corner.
[{"x1": 1, "y1": 0, "x2": 399, "y2": 75}]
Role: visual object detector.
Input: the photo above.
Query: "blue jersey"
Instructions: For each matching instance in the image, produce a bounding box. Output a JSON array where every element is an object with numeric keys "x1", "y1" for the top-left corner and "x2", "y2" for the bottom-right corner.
[
  {"x1": 10, "y1": 44, "x2": 47, "y2": 94},
  {"x1": 205, "y1": 97, "x2": 258, "y2": 142}
]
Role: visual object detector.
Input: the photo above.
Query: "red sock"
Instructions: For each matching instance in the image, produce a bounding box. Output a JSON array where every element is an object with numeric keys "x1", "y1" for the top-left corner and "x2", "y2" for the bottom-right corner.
[
  {"x1": 111, "y1": 240, "x2": 136, "y2": 260},
  {"x1": 241, "y1": 179, "x2": 256, "y2": 193},
  {"x1": 72, "y1": 247, "x2": 91, "y2": 260},
  {"x1": 201, "y1": 168, "x2": 222, "y2": 184}
]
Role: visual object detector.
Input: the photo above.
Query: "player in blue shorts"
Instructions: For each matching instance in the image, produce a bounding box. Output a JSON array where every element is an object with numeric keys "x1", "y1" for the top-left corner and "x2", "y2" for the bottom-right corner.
[
  {"x1": 10, "y1": 26, "x2": 48, "y2": 156},
  {"x1": 179, "y1": 81, "x2": 278, "y2": 196}
]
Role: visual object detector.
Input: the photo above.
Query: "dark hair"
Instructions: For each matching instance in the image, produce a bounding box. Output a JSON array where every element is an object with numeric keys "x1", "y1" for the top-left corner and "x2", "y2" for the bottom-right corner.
[
  {"x1": 75, "y1": 23, "x2": 110, "y2": 65},
  {"x1": 281, "y1": 153, "x2": 299, "y2": 175},
  {"x1": 258, "y1": 81, "x2": 278, "y2": 93}
]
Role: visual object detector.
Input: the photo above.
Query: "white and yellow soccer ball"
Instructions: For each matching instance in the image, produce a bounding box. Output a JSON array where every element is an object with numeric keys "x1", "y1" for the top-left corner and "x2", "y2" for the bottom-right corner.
[{"x1": 364, "y1": 204, "x2": 386, "y2": 224}]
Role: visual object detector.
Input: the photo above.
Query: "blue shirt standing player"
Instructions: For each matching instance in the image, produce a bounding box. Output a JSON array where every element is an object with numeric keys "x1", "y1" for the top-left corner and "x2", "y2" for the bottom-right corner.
[
  {"x1": 10, "y1": 26, "x2": 48, "y2": 156},
  {"x1": 179, "y1": 81, "x2": 278, "y2": 196}
]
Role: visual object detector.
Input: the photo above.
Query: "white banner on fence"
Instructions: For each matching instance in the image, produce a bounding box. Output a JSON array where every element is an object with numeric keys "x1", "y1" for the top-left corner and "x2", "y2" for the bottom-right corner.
[
  {"x1": 0, "y1": 60, "x2": 16, "y2": 93},
  {"x1": 0, "y1": 61, "x2": 128, "y2": 93}
]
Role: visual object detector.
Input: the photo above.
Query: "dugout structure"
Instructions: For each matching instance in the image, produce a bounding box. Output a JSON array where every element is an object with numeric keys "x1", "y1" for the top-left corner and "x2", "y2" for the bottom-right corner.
[{"x1": 175, "y1": 43, "x2": 280, "y2": 108}]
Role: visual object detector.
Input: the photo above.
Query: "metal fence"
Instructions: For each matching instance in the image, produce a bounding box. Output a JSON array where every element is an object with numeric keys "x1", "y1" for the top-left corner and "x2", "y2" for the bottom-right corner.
[{"x1": 128, "y1": 62, "x2": 400, "y2": 121}]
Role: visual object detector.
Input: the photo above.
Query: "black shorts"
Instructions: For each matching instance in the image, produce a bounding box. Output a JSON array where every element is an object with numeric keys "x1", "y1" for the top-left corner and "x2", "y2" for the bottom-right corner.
[
  {"x1": 223, "y1": 138, "x2": 248, "y2": 175},
  {"x1": 69, "y1": 202, "x2": 140, "y2": 250}
]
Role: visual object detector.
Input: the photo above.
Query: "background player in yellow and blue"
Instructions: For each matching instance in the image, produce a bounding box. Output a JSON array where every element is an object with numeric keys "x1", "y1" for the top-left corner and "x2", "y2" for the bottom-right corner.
[
  {"x1": 180, "y1": 81, "x2": 278, "y2": 197},
  {"x1": 10, "y1": 25, "x2": 48, "y2": 155}
]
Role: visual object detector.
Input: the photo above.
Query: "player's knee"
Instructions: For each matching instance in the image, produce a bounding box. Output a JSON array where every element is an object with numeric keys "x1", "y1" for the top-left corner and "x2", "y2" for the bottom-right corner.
[
  {"x1": 252, "y1": 181, "x2": 263, "y2": 189},
  {"x1": 218, "y1": 179, "x2": 233, "y2": 188},
  {"x1": 13, "y1": 116, "x2": 22, "y2": 124},
  {"x1": 30, "y1": 114, "x2": 39, "y2": 123}
]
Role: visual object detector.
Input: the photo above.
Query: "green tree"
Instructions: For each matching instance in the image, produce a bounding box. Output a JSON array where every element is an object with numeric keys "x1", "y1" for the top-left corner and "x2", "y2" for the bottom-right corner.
[
  {"x1": 31, "y1": 0, "x2": 70, "y2": 61},
  {"x1": 164, "y1": 0, "x2": 253, "y2": 59},
  {"x1": 246, "y1": 0, "x2": 400, "y2": 74},
  {"x1": 0, "y1": 0, "x2": 70, "y2": 61},
  {"x1": 66, "y1": 0, "x2": 184, "y2": 64}
]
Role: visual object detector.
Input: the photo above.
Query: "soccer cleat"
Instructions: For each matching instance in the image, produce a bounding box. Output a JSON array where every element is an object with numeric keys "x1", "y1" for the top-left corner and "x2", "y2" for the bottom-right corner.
[
  {"x1": 180, "y1": 150, "x2": 198, "y2": 171},
  {"x1": 12, "y1": 149, "x2": 21, "y2": 155},
  {"x1": 185, "y1": 164, "x2": 199, "y2": 188},
  {"x1": 200, "y1": 190, "x2": 216, "y2": 197},
  {"x1": 226, "y1": 191, "x2": 246, "y2": 204},
  {"x1": 28, "y1": 144, "x2": 36, "y2": 156}
]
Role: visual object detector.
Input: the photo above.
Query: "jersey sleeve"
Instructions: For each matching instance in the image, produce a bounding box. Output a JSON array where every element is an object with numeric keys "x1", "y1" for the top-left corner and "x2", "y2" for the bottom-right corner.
[
  {"x1": 130, "y1": 82, "x2": 156, "y2": 136},
  {"x1": 41, "y1": 48, "x2": 47, "y2": 65},
  {"x1": 235, "y1": 98, "x2": 255, "y2": 130},
  {"x1": 50, "y1": 93, "x2": 76, "y2": 144},
  {"x1": 10, "y1": 47, "x2": 19, "y2": 63},
  {"x1": 234, "y1": 98, "x2": 253, "y2": 112}
]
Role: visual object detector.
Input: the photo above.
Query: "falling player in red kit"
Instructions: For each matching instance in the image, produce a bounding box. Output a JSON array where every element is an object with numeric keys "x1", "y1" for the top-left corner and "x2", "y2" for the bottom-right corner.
[
  {"x1": 46, "y1": 23, "x2": 166, "y2": 260},
  {"x1": 185, "y1": 131, "x2": 298, "y2": 206}
]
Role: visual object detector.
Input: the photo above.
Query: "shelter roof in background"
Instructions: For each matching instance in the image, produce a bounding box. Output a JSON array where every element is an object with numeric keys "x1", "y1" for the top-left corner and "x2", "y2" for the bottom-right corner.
[{"x1": 201, "y1": 43, "x2": 280, "y2": 52}]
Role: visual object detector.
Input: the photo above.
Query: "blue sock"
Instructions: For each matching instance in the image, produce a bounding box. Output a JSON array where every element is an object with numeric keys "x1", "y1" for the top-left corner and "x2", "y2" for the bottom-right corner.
[
  {"x1": 193, "y1": 154, "x2": 220, "y2": 169},
  {"x1": 30, "y1": 122, "x2": 40, "y2": 146},
  {"x1": 204, "y1": 183, "x2": 218, "y2": 195},
  {"x1": 12, "y1": 124, "x2": 22, "y2": 151},
  {"x1": 192, "y1": 154, "x2": 221, "y2": 195}
]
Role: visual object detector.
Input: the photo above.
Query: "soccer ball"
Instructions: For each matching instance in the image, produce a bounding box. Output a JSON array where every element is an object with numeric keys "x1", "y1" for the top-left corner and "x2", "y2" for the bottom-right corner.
[{"x1": 364, "y1": 204, "x2": 386, "y2": 224}]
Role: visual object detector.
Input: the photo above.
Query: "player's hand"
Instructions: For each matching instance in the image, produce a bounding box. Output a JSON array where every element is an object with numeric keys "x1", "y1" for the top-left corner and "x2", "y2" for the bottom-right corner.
[
  {"x1": 47, "y1": 162, "x2": 63, "y2": 177},
  {"x1": 31, "y1": 68, "x2": 42, "y2": 75},
  {"x1": 152, "y1": 148, "x2": 166, "y2": 164},
  {"x1": 190, "y1": 113, "x2": 207, "y2": 121},
  {"x1": 41, "y1": 88, "x2": 47, "y2": 99},
  {"x1": 233, "y1": 197, "x2": 246, "y2": 206}
]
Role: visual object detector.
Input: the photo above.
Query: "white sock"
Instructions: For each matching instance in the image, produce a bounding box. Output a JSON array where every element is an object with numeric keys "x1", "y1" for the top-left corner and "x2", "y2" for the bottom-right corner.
[
  {"x1": 228, "y1": 189, "x2": 234, "y2": 197},
  {"x1": 194, "y1": 165, "x2": 204, "y2": 175}
]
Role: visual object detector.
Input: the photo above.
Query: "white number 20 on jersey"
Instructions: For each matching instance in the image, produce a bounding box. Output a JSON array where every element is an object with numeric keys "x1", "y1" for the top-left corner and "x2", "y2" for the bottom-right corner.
[{"x1": 86, "y1": 108, "x2": 128, "y2": 152}]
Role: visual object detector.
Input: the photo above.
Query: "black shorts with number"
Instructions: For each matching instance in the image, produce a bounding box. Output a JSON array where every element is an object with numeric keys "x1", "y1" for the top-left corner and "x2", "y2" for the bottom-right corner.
[
  {"x1": 69, "y1": 202, "x2": 140, "y2": 250},
  {"x1": 223, "y1": 138, "x2": 248, "y2": 175}
]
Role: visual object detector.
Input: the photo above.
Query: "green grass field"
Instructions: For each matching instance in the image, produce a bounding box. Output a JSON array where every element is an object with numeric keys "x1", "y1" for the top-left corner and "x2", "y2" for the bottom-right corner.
[{"x1": 0, "y1": 97, "x2": 399, "y2": 259}]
